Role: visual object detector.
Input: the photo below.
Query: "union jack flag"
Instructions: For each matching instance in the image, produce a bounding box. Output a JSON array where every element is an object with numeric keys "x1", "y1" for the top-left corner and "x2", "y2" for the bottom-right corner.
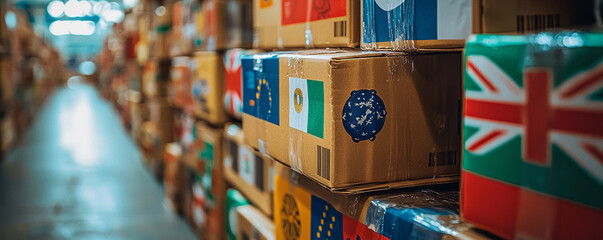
[{"x1": 464, "y1": 55, "x2": 603, "y2": 183}]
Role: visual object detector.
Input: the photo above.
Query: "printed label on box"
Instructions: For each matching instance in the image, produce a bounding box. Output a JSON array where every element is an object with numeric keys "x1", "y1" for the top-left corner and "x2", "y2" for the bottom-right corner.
[
  {"x1": 289, "y1": 77, "x2": 324, "y2": 138},
  {"x1": 274, "y1": 175, "x2": 389, "y2": 240},
  {"x1": 282, "y1": 0, "x2": 347, "y2": 25},
  {"x1": 242, "y1": 56, "x2": 280, "y2": 125}
]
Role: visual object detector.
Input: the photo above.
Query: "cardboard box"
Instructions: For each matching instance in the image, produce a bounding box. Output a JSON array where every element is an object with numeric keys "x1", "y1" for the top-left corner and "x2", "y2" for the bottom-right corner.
[
  {"x1": 273, "y1": 161, "x2": 488, "y2": 240},
  {"x1": 126, "y1": 90, "x2": 146, "y2": 138},
  {"x1": 181, "y1": 121, "x2": 224, "y2": 177},
  {"x1": 139, "y1": 121, "x2": 161, "y2": 168},
  {"x1": 167, "y1": 56, "x2": 192, "y2": 109},
  {"x1": 148, "y1": 98, "x2": 174, "y2": 146},
  {"x1": 164, "y1": 142, "x2": 186, "y2": 213},
  {"x1": 253, "y1": 0, "x2": 360, "y2": 49},
  {"x1": 181, "y1": 122, "x2": 226, "y2": 240},
  {"x1": 462, "y1": 33, "x2": 603, "y2": 239},
  {"x1": 224, "y1": 49, "x2": 263, "y2": 120},
  {"x1": 184, "y1": 166, "x2": 226, "y2": 240},
  {"x1": 223, "y1": 123, "x2": 274, "y2": 216},
  {"x1": 225, "y1": 188, "x2": 250, "y2": 240},
  {"x1": 472, "y1": 0, "x2": 595, "y2": 34},
  {"x1": 142, "y1": 59, "x2": 171, "y2": 99},
  {"x1": 237, "y1": 205, "x2": 275, "y2": 240},
  {"x1": 242, "y1": 50, "x2": 461, "y2": 191},
  {"x1": 199, "y1": 0, "x2": 253, "y2": 51},
  {"x1": 191, "y1": 51, "x2": 228, "y2": 125},
  {"x1": 361, "y1": 0, "x2": 595, "y2": 50},
  {"x1": 1, "y1": 58, "x2": 12, "y2": 105}
]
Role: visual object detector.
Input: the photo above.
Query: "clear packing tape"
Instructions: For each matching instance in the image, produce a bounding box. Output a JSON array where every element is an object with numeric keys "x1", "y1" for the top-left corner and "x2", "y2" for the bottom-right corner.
[
  {"x1": 364, "y1": 189, "x2": 491, "y2": 240},
  {"x1": 362, "y1": 0, "x2": 416, "y2": 51}
]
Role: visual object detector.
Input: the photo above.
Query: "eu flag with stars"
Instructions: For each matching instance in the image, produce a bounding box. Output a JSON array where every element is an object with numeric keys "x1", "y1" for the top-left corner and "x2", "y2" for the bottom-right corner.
[
  {"x1": 310, "y1": 196, "x2": 343, "y2": 240},
  {"x1": 241, "y1": 53, "x2": 280, "y2": 126}
]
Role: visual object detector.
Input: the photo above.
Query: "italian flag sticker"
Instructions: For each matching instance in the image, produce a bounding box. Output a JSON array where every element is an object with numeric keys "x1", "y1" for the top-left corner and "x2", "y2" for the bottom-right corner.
[{"x1": 289, "y1": 77, "x2": 324, "y2": 138}]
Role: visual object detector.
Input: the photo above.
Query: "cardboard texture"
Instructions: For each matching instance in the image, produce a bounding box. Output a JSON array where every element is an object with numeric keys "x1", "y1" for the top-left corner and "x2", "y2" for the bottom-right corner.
[
  {"x1": 198, "y1": 0, "x2": 253, "y2": 51},
  {"x1": 462, "y1": 33, "x2": 603, "y2": 239},
  {"x1": 361, "y1": 0, "x2": 595, "y2": 51},
  {"x1": 191, "y1": 51, "x2": 228, "y2": 125},
  {"x1": 168, "y1": 56, "x2": 192, "y2": 109},
  {"x1": 243, "y1": 50, "x2": 461, "y2": 191},
  {"x1": 473, "y1": 0, "x2": 595, "y2": 34},
  {"x1": 148, "y1": 98, "x2": 174, "y2": 146},
  {"x1": 1, "y1": 58, "x2": 12, "y2": 104},
  {"x1": 226, "y1": 189, "x2": 250, "y2": 240},
  {"x1": 274, "y1": 162, "x2": 490, "y2": 240},
  {"x1": 181, "y1": 122, "x2": 226, "y2": 240},
  {"x1": 236, "y1": 205, "x2": 275, "y2": 240},
  {"x1": 142, "y1": 59, "x2": 171, "y2": 99},
  {"x1": 223, "y1": 123, "x2": 274, "y2": 216},
  {"x1": 152, "y1": 2, "x2": 172, "y2": 60},
  {"x1": 253, "y1": 0, "x2": 360, "y2": 49}
]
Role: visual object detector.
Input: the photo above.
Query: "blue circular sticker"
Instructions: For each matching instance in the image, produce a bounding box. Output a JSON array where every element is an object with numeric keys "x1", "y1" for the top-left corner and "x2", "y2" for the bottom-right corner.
[{"x1": 342, "y1": 89, "x2": 387, "y2": 142}]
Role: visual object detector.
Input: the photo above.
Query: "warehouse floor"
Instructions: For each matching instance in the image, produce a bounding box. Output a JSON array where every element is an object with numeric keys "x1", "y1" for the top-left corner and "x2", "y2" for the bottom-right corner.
[{"x1": 0, "y1": 84, "x2": 196, "y2": 239}]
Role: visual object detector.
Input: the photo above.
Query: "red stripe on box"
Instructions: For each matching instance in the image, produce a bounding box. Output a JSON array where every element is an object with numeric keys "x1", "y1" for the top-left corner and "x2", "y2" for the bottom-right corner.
[
  {"x1": 462, "y1": 171, "x2": 603, "y2": 239},
  {"x1": 281, "y1": 0, "x2": 347, "y2": 25}
]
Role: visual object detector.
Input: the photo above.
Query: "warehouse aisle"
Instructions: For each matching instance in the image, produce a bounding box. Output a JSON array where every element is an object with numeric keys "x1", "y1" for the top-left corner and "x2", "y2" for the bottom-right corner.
[{"x1": 0, "y1": 83, "x2": 196, "y2": 239}]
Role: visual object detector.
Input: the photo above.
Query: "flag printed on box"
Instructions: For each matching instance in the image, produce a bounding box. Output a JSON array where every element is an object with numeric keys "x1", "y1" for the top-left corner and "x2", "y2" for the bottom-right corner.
[
  {"x1": 242, "y1": 54, "x2": 280, "y2": 125},
  {"x1": 462, "y1": 33, "x2": 603, "y2": 239},
  {"x1": 274, "y1": 175, "x2": 389, "y2": 240},
  {"x1": 224, "y1": 49, "x2": 244, "y2": 119},
  {"x1": 281, "y1": 0, "x2": 347, "y2": 25},
  {"x1": 362, "y1": 0, "x2": 471, "y2": 44},
  {"x1": 289, "y1": 77, "x2": 324, "y2": 138}
]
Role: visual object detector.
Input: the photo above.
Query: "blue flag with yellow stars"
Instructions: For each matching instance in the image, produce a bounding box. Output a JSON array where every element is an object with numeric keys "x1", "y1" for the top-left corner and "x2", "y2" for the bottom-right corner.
[
  {"x1": 242, "y1": 53, "x2": 280, "y2": 125},
  {"x1": 310, "y1": 196, "x2": 343, "y2": 240}
]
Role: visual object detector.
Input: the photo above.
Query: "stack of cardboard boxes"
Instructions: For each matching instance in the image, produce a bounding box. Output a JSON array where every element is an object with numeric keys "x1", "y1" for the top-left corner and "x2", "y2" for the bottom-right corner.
[
  {"x1": 0, "y1": 6, "x2": 66, "y2": 160},
  {"x1": 106, "y1": 0, "x2": 602, "y2": 239}
]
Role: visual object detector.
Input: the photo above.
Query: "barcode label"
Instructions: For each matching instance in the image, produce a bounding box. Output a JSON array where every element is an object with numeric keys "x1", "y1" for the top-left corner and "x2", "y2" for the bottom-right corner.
[
  {"x1": 429, "y1": 151, "x2": 457, "y2": 167},
  {"x1": 333, "y1": 21, "x2": 347, "y2": 38},
  {"x1": 317, "y1": 145, "x2": 331, "y2": 180},
  {"x1": 516, "y1": 14, "x2": 560, "y2": 32}
]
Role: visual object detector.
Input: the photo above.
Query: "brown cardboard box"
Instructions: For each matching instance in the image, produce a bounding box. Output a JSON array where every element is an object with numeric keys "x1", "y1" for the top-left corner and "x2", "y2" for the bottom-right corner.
[
  {"x1": 223, "y1": 123, "x2": 274, "y2": 216},
  {"x1": 142, "y1": 59, "x2": 171, "y2": 99},
  {"x1": 253, "y1": 0, "x2": 359, "y2": 49},
  {"x1": 243, "y1": 50, "x2": 460, "y2": 191},
  {"x1": 200, "y1": 0, "x2": 253, "y2": 51},
  {"x1": 1, "y1": 58, "x2": 12, "y2": 105},
  {"x1": 236, "y1": 205, "x2": 275, "y2": 240},
  {"x1": 473, "y1": 0, "x2": 595, "y2": 34},
  {"x1": 180, "y1": 121, "x2": 226, "y2": 240},
  {"x1": 164, "y1": 142, "x2": 186, "y2": 214},
  {"x1": 191, "y1": 51, "x2": 228, "y2": 125},
  {"x1": 361, "y1": 0, "x2": 595, "y2": 50},
  {"x1": 148, "y1": 98, "x2": 174, "y2": 146},
  {"x1": 167, "y1": 56, "x2": 192, "y2": 109}
]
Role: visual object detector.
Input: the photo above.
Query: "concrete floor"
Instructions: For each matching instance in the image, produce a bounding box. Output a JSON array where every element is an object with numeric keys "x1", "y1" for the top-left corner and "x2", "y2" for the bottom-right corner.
[{"x1": 0, "y1": 84, "x2": 196, "y2": 239}]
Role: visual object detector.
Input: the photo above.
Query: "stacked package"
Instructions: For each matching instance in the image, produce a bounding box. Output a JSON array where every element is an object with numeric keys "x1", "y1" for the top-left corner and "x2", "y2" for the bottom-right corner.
[
  {"x1": 462, "y1": 32, "x2": 603, "y2": 239},
  {"x1": 102, "y1": 0, "x2": 602, "y2": 238},
  {"x1": 1, "y1": 7, "x2": 66, "y2": 159}
]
